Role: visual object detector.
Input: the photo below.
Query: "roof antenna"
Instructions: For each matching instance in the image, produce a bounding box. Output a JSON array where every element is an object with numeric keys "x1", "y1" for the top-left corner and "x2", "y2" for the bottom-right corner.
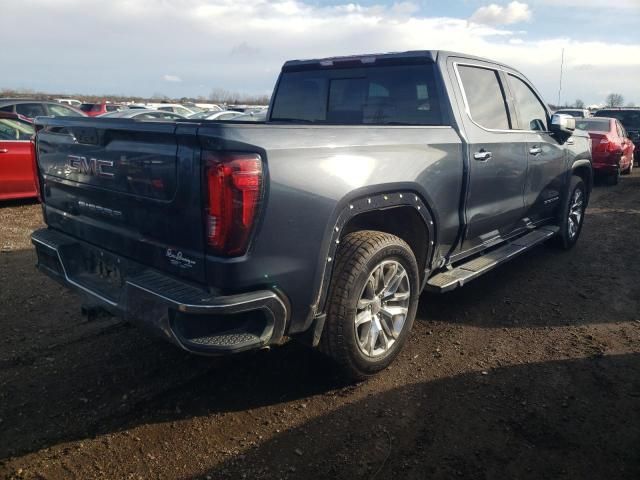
[{"x1": 557, "y1": 48, "x2": 564, "y2": 107}]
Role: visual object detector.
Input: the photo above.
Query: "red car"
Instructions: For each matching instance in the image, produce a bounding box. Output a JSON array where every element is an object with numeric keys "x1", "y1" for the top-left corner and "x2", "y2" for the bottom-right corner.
[
  {"x1": 576, "y1": 117, "x2": 635, "y2": 185},
  {"x1": 79, "y1": 102, "x2": 125, "y2": 117},
  {"x1": 0, "y1": 112, "x2": 37, "y2": 200}
]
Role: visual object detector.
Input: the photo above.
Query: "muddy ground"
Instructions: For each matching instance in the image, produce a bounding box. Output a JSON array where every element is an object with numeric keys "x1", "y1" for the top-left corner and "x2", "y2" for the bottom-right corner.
[{"x1": 0, "y1": 174, "x2": 639, "y2": 480}]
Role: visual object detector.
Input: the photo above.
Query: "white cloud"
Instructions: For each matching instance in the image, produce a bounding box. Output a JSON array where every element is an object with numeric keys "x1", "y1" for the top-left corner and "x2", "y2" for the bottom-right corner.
[
  {"x1": 470, "y1": 1, "x2": 532, "y2": 26},
  {"x1": 162, "y1": 74, "x2": 182, "y2": 83},
  {"x1": 0, "y1": 0, "x2": 638, "y2": 105}
]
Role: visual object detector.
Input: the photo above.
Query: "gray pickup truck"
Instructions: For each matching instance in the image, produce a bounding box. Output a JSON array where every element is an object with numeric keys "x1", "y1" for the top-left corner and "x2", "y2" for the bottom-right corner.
[{"x1": 31, "y1": 50, "x2": 592, "y2": 379}]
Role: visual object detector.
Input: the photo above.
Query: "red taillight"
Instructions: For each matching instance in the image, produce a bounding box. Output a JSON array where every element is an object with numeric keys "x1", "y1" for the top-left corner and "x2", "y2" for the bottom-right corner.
[
  {"x1": 593, "y1": 136, "x2": 621, "y2": 154},
  {"x1": 204, "y1": 152, "x2": 263, "y2": 256}
]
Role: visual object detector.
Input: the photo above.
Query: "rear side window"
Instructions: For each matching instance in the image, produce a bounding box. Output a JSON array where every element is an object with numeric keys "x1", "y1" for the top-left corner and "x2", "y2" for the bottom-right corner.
[
  {"x1": 79, "y1": 103, "x2": 95, "y2": 112},
  {"x1": 15, "y1": 103, "x2": 46, "y2": 118},
  {"x1": 271, "y1": 64, "x2": 443, "y2": 125},
  {"x1": 508, "y1": 75, "x2": 548, "y2": 131},
  {"x1": 457, "y1": 65, "x2": 509, "y2": 130},
  {"x1": 106, "y1": 105, "x2": 120, "y2": 112}
]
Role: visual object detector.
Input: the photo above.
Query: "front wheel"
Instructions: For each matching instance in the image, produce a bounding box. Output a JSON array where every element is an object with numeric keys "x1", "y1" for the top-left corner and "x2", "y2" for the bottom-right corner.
[
  {"x1": 320, "y1": 230, "x2": 420, "y2": 381},
  {"x1": 554, "y1": 176, "x2": 586, "y2": 250}
]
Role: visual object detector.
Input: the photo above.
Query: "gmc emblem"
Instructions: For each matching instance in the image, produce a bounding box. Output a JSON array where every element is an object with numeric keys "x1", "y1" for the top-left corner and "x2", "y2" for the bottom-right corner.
[{"x1": 67, "y1": 155, "x2": 115, "y2": 178}]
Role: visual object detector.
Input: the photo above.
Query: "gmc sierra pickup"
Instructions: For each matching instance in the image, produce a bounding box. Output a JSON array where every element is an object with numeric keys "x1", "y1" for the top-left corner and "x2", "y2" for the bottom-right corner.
[{"x1": 31, "y1": 51, "x2": 592, "y2": 379}]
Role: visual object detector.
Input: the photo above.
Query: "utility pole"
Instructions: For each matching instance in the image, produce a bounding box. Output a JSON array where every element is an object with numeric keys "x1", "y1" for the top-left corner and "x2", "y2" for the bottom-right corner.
[{"x1": 557, "y1": 48, "x2": 564, "y2": 107}]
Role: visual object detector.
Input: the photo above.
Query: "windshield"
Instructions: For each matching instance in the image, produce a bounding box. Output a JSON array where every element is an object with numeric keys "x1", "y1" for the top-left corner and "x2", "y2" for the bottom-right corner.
[
  {"x1": 575, "y1": 118, "x2": 610, "y2": 133},
  {"x1": 270, "y1": 63, "x2": 443, "y2": 125},
  {"x1": 594, "y1": 110, "x2": 640, "y2": 130}
]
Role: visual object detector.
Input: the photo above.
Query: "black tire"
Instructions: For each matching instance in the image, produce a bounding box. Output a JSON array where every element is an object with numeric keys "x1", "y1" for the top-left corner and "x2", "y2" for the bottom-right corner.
[
  {"x1": 554, "y1": 176, "x2": 586, "y2": 250},
  {"x1": 607, "y1": 166, "x2": 620, "y2": 185},
  {"x1": 320, "y1": 230, "x2": 420, "y2": 381},
  {"x1": 622, "y1": 155, "x2": 633, "y2": 175}
]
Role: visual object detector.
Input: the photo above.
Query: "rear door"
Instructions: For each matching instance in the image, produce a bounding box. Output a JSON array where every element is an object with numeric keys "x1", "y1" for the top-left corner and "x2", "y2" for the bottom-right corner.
[
  {"x1": 0, "y1": 117, "x2": 36, "y2": 199},
  {"x1": 35, "y1": 117, "x2": 206, "y2": 283},
  {"x1": 505, "y1": 73, "x2": 566, "y2": 223},
  {"x1": 449, "y1": 59, "x2": 528, "y2": 254}
]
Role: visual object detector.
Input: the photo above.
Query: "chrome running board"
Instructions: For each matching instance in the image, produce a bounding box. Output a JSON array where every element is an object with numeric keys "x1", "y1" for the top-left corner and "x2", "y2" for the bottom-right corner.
[{"x1": 426, "y1": 226, "x2": 559, "y2": 293}]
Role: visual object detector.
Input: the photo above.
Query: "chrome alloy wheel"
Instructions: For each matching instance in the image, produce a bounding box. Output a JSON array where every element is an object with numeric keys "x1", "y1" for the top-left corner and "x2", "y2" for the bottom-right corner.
[
  {"x1": 568, "y1": 188, "x2": 584, "y2": 239},
  {"x1": 355, "y1": 260, "x2": 411, "y2": 358}
]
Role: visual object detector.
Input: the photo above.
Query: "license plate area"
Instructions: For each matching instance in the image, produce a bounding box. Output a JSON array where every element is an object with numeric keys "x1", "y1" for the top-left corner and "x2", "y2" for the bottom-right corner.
[{"x1": 60, "y1": 243, "x2": 125, "y2": 301}]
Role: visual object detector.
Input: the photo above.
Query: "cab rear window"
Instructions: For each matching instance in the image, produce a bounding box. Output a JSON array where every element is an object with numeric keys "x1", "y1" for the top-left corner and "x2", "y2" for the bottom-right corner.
[{"x1": 271, "y1": 64, "x2": 443, "y2": 125}]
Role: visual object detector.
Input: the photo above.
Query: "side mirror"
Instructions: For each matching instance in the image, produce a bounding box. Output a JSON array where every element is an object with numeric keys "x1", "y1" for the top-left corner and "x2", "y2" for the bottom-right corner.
[{"x1": 550, "y1": 113, "x2": 576, "y2": 138}]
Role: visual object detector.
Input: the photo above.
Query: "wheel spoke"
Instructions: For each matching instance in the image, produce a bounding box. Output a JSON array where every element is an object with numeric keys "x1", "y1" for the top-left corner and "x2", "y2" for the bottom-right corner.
[
  {"x1": 382, "y1": 265, "x2": 405, "y2": 298},
  {"x1": 389, "y1": 290, "x2": 410, "y2": 301},
  {"x1": 357, "y1": 297, "x2": 374, "y2": 309},
  {"x1": 355, "y1": 310, "x2": 372, "y2": 327},
  {"x1": 382, "y1": 262, "x2": 397, "y2": 289},
  {"x1": 379, "y1": 306, "x2": 408, "y2": 338},
  {"x1": 368, "y1": 323, "x2": 379, "y2": 355}
]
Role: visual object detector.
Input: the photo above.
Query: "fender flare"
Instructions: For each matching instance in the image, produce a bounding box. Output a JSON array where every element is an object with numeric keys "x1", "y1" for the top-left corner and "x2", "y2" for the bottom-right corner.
[{"x1": 307, "y1": 189, "x2": 437, "y2": 328}]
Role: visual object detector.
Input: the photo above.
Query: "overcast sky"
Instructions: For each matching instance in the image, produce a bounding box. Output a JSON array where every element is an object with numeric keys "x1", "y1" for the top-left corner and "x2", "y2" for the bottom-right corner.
[{"x1": 1, "y1": 0, "x2": 639, "y2": 105}]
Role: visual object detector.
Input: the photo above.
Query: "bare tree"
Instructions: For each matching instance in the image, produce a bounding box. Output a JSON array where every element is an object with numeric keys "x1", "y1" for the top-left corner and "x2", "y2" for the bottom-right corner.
[
  {"x1": 574, "y1": 99, "x2": 585, "y2": 109},
  {"x1": 605, "y1": 93, "x2": 624, "y2": 108}
]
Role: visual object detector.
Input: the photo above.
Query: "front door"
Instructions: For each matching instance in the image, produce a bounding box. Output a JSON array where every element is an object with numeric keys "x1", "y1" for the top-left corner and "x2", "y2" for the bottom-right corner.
[
  {"x1": 0, "y1": 117, "x2": 36, "y2": 199},
  {"x1": 505, "y1": 73, "x2": 566, "y2": 223}
]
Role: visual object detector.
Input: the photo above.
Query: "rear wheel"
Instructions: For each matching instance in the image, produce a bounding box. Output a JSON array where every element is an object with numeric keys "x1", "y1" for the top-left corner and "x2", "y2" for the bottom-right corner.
[
  {"x1": 607, "y1": 166, "x2": 620, "y2": 185},
  {"x1": 320, "y1": 230, "x2": 420, "y2": 381},
  {"x1": 554, "y1": 176, "x2": 586, "y2": 250},
  {"x1": 622, "y1": 155, "x2": 633, "y2": 175}
]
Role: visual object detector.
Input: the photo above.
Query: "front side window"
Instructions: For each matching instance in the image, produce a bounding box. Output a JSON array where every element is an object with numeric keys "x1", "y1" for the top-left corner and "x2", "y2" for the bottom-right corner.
[
  {"x1": 457, "y1": 65, "x2": 510, "y2": 130},
  {"x1": 15, "y1": 103, "x2": 46, "y2": 118},
  {"x1": 508, "y1": 75, "x2": 548, "y2": 131},
  {"x1": 271, "y1": 63, "x2": 443, "y2": 125},
  {"x1": 48, "y1": 104, "x2": 83, "y2": 117}
]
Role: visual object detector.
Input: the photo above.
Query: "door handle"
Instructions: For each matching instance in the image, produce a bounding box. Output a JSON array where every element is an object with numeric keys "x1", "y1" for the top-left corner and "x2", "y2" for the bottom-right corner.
[
  {"x1": 473, "y1": 150, "x2": 492, "y2": 161},
  {"x1": 529, "y1": 146, "x2": 542, "y2": 156},
  {"x1": 0, "y1": 149, "x2": 8, "y2": 153}
]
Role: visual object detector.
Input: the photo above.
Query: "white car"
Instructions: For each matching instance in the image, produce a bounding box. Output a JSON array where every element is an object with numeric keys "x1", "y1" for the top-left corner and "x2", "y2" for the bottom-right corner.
[
  {"x1": 55, "y1": 98, "x2": 82, "y2": 107},
  {"x1": 155, "y1": 104, "x2": 196, "y2": 117}
]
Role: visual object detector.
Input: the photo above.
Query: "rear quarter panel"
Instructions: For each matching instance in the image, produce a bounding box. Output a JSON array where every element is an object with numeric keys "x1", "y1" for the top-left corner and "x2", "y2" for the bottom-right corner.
[{"x1": 197, "y1": 123, "x2": 463, "y2": 332}]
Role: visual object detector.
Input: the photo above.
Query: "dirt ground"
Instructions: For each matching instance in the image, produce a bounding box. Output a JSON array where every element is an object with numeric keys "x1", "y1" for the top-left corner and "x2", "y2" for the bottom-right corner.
[{"x1": 0, "y1": 174, "x2": 639, "y2": 480}]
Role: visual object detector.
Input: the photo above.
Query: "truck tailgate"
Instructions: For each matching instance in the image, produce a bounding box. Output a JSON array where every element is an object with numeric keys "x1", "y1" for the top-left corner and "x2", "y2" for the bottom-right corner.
[{"x1": 35, "y1": 117, "x2": 206, "y2": 284}]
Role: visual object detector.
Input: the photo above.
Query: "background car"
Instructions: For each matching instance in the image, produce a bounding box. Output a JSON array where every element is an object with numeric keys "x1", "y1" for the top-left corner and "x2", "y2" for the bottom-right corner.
[
  {"x1": 576, "y1": 117, "x2": 635, "y2": 184},
  {"x1": 55, "y1": 98, "x2": 82, "y2": 108},
  {"x1": 554, "y1": 108, "x2": 591, "y2": 118},
  {"x1": 231, "y1": 110, "x2": 267, "y2": 122},
  {"x1": 593, "y1": 108, "x2": 640, "y2": 165},
  {"x1": 0, "y1": 99, "x2": 86, "y2": 119},
  {"x1": 0, "y1": 112, "x2": 37, "y2": 200},
  {"x1": 188, "y1": 110, "x2": 243, "y2": 120},
  {"x1": 98, "y1": 109, "x2": 187, "y2": 120},
  {"x1": 155, "y1": 104, "x2": 196, "y2": 116},
  {"x1": 79, "y1": 102, "x2": 126, "y2": 117}
]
